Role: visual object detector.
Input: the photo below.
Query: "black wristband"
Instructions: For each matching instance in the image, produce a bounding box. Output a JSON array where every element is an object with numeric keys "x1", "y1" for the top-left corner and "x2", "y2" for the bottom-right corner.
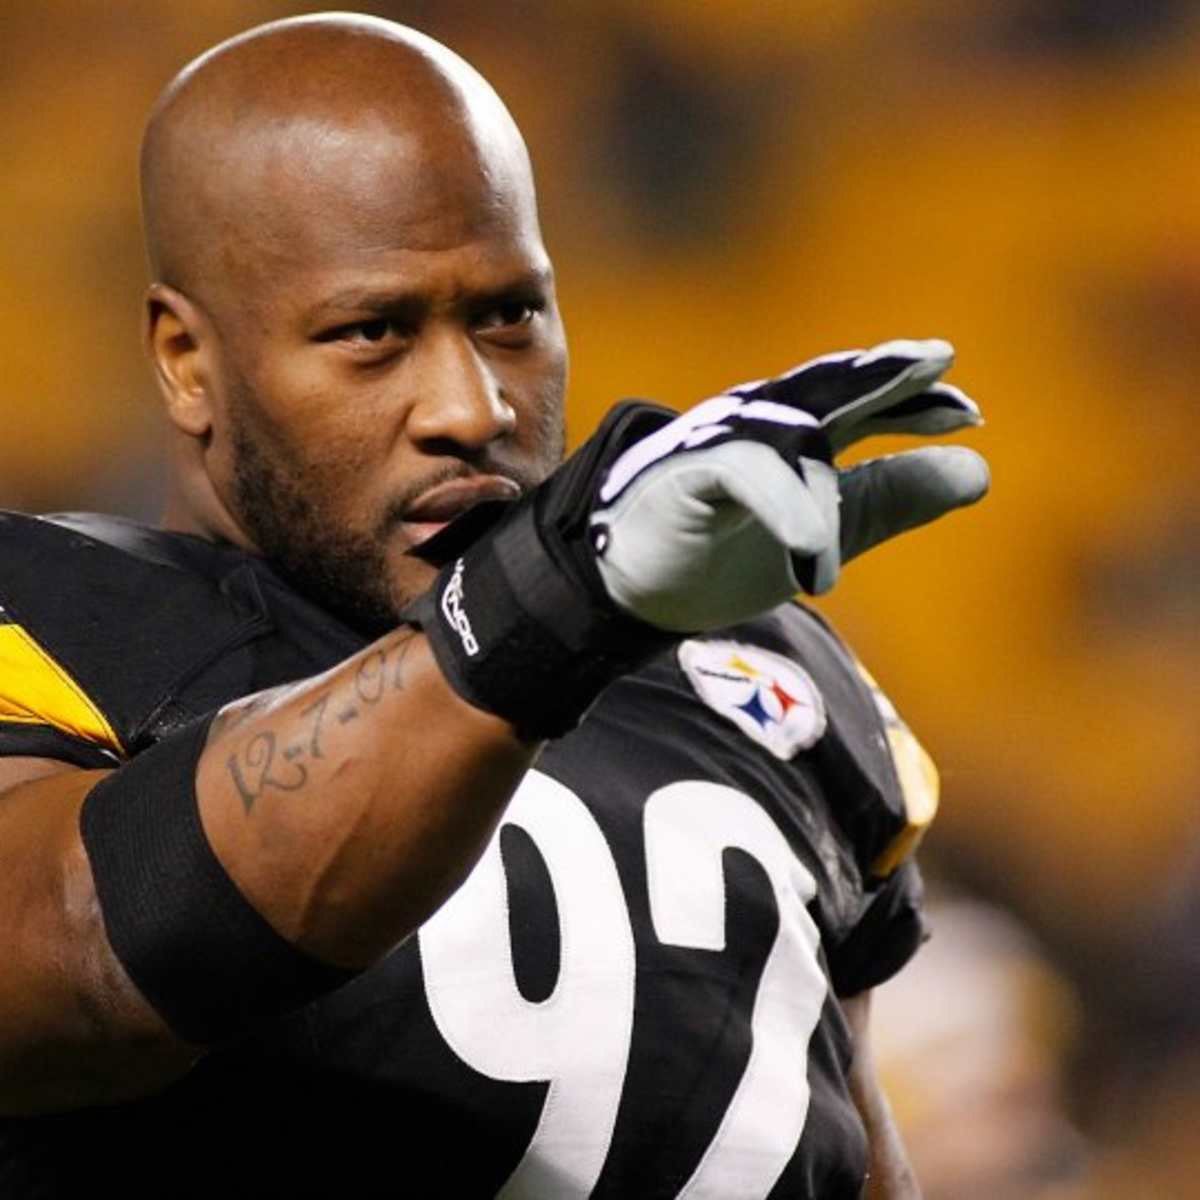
[
  {"x1": 80, "y1": 715, "x2": 358, "y2": 1044},
  {"x1": 408, "y1": 502, "x2": 672, "y2": 740},
  {"x1": 401, "y1": 402, "x2": 680, "y2": 741}
]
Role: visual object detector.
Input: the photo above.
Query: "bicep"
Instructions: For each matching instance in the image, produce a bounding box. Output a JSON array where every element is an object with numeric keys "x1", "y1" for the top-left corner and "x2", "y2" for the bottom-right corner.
[
  {"x1": 0, "y1": 754, "x2": 80, "y2": 791},
  {"x1": 844, "y1": 989, "x2": 923, "y2": 1200},
  {"x1": 0, "y1": 760, "x2": 197, "y2": 1115}
]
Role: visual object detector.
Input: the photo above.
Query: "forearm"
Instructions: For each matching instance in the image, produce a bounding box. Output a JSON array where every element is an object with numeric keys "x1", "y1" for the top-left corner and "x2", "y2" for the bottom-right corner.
[
  {"x1": 843, "y1": 990, "x2": 923, "y2": 1200},
  {"x1": 0, "y1": 626, "x2": 536, "y2": 1113},
  {"x1": 195, "y1": 625, "x2": 536, "y2": 965}
]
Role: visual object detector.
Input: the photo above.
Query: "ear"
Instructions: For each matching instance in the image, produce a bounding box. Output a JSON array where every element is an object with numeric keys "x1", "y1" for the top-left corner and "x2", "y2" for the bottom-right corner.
[{"x1": 144, "y1": 282, "x2": 216, "y2": 437}]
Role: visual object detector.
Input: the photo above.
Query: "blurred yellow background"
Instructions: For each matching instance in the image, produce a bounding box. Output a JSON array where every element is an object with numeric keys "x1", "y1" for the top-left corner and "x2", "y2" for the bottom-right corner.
[{"x1": 3, "y1": 2, "x2": 1198, "y2": 1194}]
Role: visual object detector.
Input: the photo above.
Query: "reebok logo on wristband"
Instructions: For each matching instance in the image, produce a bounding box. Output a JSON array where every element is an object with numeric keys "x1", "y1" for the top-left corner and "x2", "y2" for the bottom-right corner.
[{"x1": 441, "y1": 557, "x2": 480, "y2": 656}]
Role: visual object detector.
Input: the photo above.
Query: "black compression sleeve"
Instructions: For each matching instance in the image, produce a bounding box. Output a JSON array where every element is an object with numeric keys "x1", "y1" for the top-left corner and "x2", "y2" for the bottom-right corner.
[{"x1": 79, "y1": 715, "x2": 357, "y2": 1043}]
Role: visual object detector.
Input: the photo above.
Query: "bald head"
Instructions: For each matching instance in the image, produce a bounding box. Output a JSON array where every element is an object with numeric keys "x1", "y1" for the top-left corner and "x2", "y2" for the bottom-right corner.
[
  {"x1": 141, "y1": 14, "x2": 566, "y2": 626},
  {"x1": 141, "y1": 13, "x2": 537, "y2": 312}
]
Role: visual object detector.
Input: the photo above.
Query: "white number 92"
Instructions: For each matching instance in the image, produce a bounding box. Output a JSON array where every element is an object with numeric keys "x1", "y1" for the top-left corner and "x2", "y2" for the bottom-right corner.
[{"x1": 420, "y1": 771, "x2": 828, "y2": 1199}]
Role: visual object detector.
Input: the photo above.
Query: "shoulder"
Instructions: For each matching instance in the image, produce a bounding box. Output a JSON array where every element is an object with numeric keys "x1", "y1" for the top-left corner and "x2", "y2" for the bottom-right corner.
[
  {"x1": 739, "y1": 604, "x2": 938, "y2": 990},
  {"x1": 661, "y1": 602, "x2": 939, "y2": 879},
  {"x1": 777, "y1": 604, "x2": 939, "y2": 867},
  {"x1": 0, "y1": 512, "x2": 266, "y2": 765}
]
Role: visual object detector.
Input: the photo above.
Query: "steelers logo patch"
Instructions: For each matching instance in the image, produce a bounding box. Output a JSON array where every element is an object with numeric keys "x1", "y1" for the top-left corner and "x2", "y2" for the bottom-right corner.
[{"x1": 678, "y1": 639, "x2": 826, "y2": 760}]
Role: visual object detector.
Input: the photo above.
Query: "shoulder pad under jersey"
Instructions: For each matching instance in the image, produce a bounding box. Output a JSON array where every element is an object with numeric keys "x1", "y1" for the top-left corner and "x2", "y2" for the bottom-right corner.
[
  {"x1": 0, "y1": 511, "x2": 274, "y2": 764},
  {"x1": 846, "y1": 652, "x2": 939, "y2": 877},
  {"x1": 768, "y1": 603, "x2": 939, "y2": 879}
]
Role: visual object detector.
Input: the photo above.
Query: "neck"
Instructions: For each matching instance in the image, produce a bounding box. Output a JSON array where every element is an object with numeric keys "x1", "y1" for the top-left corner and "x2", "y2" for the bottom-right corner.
[{"x1": 161, "y1": 438, "x2": 257, "y2": 552}]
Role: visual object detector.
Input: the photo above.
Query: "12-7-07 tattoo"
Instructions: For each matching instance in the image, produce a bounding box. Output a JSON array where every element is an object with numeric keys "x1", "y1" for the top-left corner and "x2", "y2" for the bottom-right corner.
[{"x1": 211, "y1": 628, "x2": 418, "y2": 815}]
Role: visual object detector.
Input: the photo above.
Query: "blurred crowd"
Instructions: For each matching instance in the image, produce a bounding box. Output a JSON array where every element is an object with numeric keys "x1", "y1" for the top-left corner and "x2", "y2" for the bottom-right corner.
[{"x1": 3, "y1": 2, "x2": 1198, "y2": 1194}]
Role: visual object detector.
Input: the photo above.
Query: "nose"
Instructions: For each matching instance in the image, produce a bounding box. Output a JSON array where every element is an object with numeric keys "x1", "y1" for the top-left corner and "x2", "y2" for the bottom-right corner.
[{"x1": 404, "y1": 330, "x2": 517, "y2": 456}]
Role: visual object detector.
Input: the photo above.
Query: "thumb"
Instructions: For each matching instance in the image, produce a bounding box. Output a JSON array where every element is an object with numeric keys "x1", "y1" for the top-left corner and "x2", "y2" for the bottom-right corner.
[{"x1": 839, "y1": 446, "x2": 989, "y2": 565}]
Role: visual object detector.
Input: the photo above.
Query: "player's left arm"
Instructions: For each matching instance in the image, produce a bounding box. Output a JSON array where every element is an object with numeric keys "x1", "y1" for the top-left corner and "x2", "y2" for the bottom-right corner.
[{"x1": 843, "y1": 989, "x2": 923, "y2": 1200}]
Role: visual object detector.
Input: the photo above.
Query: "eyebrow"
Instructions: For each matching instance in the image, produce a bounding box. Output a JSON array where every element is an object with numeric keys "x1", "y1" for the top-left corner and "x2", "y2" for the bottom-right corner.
[{"x1": 311, "y1": 267, "x2": 554, "y2": 319}]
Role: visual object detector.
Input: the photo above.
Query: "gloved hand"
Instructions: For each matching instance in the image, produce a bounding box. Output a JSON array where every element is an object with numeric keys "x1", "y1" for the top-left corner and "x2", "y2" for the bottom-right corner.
[
  {"x1": 590, "y1": 338, "x2": 988, "y2": 631},
  {"x1": 404, "y1": 338, "x2": 987, "y2": 738}
]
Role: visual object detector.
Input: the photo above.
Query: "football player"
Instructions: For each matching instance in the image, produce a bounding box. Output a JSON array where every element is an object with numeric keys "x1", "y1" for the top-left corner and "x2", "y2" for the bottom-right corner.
[{"x1": 0, "y1": 14, "x2": 987, "y2": 1198}]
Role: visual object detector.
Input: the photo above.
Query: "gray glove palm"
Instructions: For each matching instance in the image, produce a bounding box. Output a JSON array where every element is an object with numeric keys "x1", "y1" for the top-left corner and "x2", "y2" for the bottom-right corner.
[{"x1": 591, "y1": 338, "x2": 988, "y2": 632}]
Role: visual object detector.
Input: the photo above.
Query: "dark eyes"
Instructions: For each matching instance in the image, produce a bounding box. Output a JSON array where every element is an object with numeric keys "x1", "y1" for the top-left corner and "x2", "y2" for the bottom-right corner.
[
  {"x1": 314, "y1": 318, "x2": 408, "y2": 347},
  {"x1": 474, "y1": 300, "x2": 541, "y2": 331},
  {"x1": 353, "y1": 318, "x2": 398, "y2": 343},
  {"x1": 320, "y1": 299, "x2": 543, "y2": 351}
]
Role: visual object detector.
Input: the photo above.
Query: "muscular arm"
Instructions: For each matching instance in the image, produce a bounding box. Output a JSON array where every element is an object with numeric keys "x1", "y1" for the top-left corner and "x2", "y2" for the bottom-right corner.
[
  {"x1": 844, "y1": 990, "x2": 923, "y2": 1200},
  {"x1": 0, "y1": 627, "x2": 536, "y2": 1115}
]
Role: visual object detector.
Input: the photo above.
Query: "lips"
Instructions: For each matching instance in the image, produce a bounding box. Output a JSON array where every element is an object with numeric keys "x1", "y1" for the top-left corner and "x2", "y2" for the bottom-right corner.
[{"x1": 401, "y1": 475, "x2": 522, "y2": 547}]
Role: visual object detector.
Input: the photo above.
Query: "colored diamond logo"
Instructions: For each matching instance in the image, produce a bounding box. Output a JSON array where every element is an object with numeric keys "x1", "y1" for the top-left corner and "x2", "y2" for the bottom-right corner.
[{"x1": 678, "y1": 639, "x2": 826, "y2": 760}]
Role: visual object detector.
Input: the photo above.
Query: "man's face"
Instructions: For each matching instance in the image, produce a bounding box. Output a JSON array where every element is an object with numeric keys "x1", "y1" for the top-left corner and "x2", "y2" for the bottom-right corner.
[{"x1": 199, "y1": 120, "x2": 568, "y2": 632}]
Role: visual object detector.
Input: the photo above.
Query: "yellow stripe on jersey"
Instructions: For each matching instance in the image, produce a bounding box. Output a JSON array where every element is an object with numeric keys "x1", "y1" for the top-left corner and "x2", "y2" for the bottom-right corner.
[
  {"x1": 0, "y1": 622, "x2": 123, "y2": 755},
  {"x1": 850, "y1": 658, "x2": 940, "y2": 877},
  {"x1": 872, "y1": 724, "x2": 939, "y2": 878}
]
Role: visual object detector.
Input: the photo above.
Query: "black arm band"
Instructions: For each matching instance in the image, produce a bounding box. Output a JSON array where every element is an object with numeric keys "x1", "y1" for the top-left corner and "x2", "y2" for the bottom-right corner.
[{"x1": 79, "y1": 714, "x2": 358, "y2": 1044}]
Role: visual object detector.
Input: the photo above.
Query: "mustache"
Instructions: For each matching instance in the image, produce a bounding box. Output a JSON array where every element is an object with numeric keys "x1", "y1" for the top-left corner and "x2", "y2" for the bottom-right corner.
[{"x1": 377, "y1": 456, "x2": 546, "y2": 537}]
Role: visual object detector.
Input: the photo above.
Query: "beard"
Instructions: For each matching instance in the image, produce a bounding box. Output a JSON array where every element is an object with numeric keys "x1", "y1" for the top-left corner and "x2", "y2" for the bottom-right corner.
[
  {"x1": 230, "y1": 417, "x2": 402, "y2": 635},
  {"x1": 226, "y1": 381, "x2": 566, "y2": 637}
]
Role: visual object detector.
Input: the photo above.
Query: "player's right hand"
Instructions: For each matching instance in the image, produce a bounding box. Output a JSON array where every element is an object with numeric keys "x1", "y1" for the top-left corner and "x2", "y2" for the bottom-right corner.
[
  {"x1": 589, "y1": 338, "x2": 988, "y2": 631},
  {"x1": 404, "y1": 338, "x2": 986, "y2": 738}
]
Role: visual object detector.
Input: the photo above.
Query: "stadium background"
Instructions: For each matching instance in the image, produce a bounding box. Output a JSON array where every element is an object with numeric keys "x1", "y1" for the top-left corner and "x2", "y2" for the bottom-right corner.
[{"x1": 3, "y1": 2, "x2": 1197, "y2": 1194}]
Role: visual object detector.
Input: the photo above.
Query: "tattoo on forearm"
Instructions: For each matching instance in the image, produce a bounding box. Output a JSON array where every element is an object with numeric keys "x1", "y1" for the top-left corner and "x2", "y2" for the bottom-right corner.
[
  {"x1": 206, "y1": 690, "x2": 278, "y2": 743},
  {"x1": 299, "y1": 692, "x2": 331, "y2": 759},
  {"x1": 217, "y1": 629, "x2": 417, "y2": 815},
  {"x1": 227, "y1": 731, "x2": 308, "y2": 813}
]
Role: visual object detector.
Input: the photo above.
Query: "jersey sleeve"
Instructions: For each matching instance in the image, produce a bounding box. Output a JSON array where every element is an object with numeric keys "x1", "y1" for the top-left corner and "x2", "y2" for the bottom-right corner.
[
  {"x1": 825, "y1": 859, "x2": 929, "y2": 997},
  {"x1": 850, "y1": 658, "x2": 940, "y2": 879},
  {"x1": 0, "y1": 606, "x2": 123, "y2": 767},
  {"x1": 828, "y1": 657, "x2": 938, "y2": 994}
]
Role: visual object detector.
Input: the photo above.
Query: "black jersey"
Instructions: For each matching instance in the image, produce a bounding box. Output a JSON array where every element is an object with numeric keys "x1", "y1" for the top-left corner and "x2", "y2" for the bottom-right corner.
[{"x1": 0, "y1": 512, "x2": 936, "y2": 1199}]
